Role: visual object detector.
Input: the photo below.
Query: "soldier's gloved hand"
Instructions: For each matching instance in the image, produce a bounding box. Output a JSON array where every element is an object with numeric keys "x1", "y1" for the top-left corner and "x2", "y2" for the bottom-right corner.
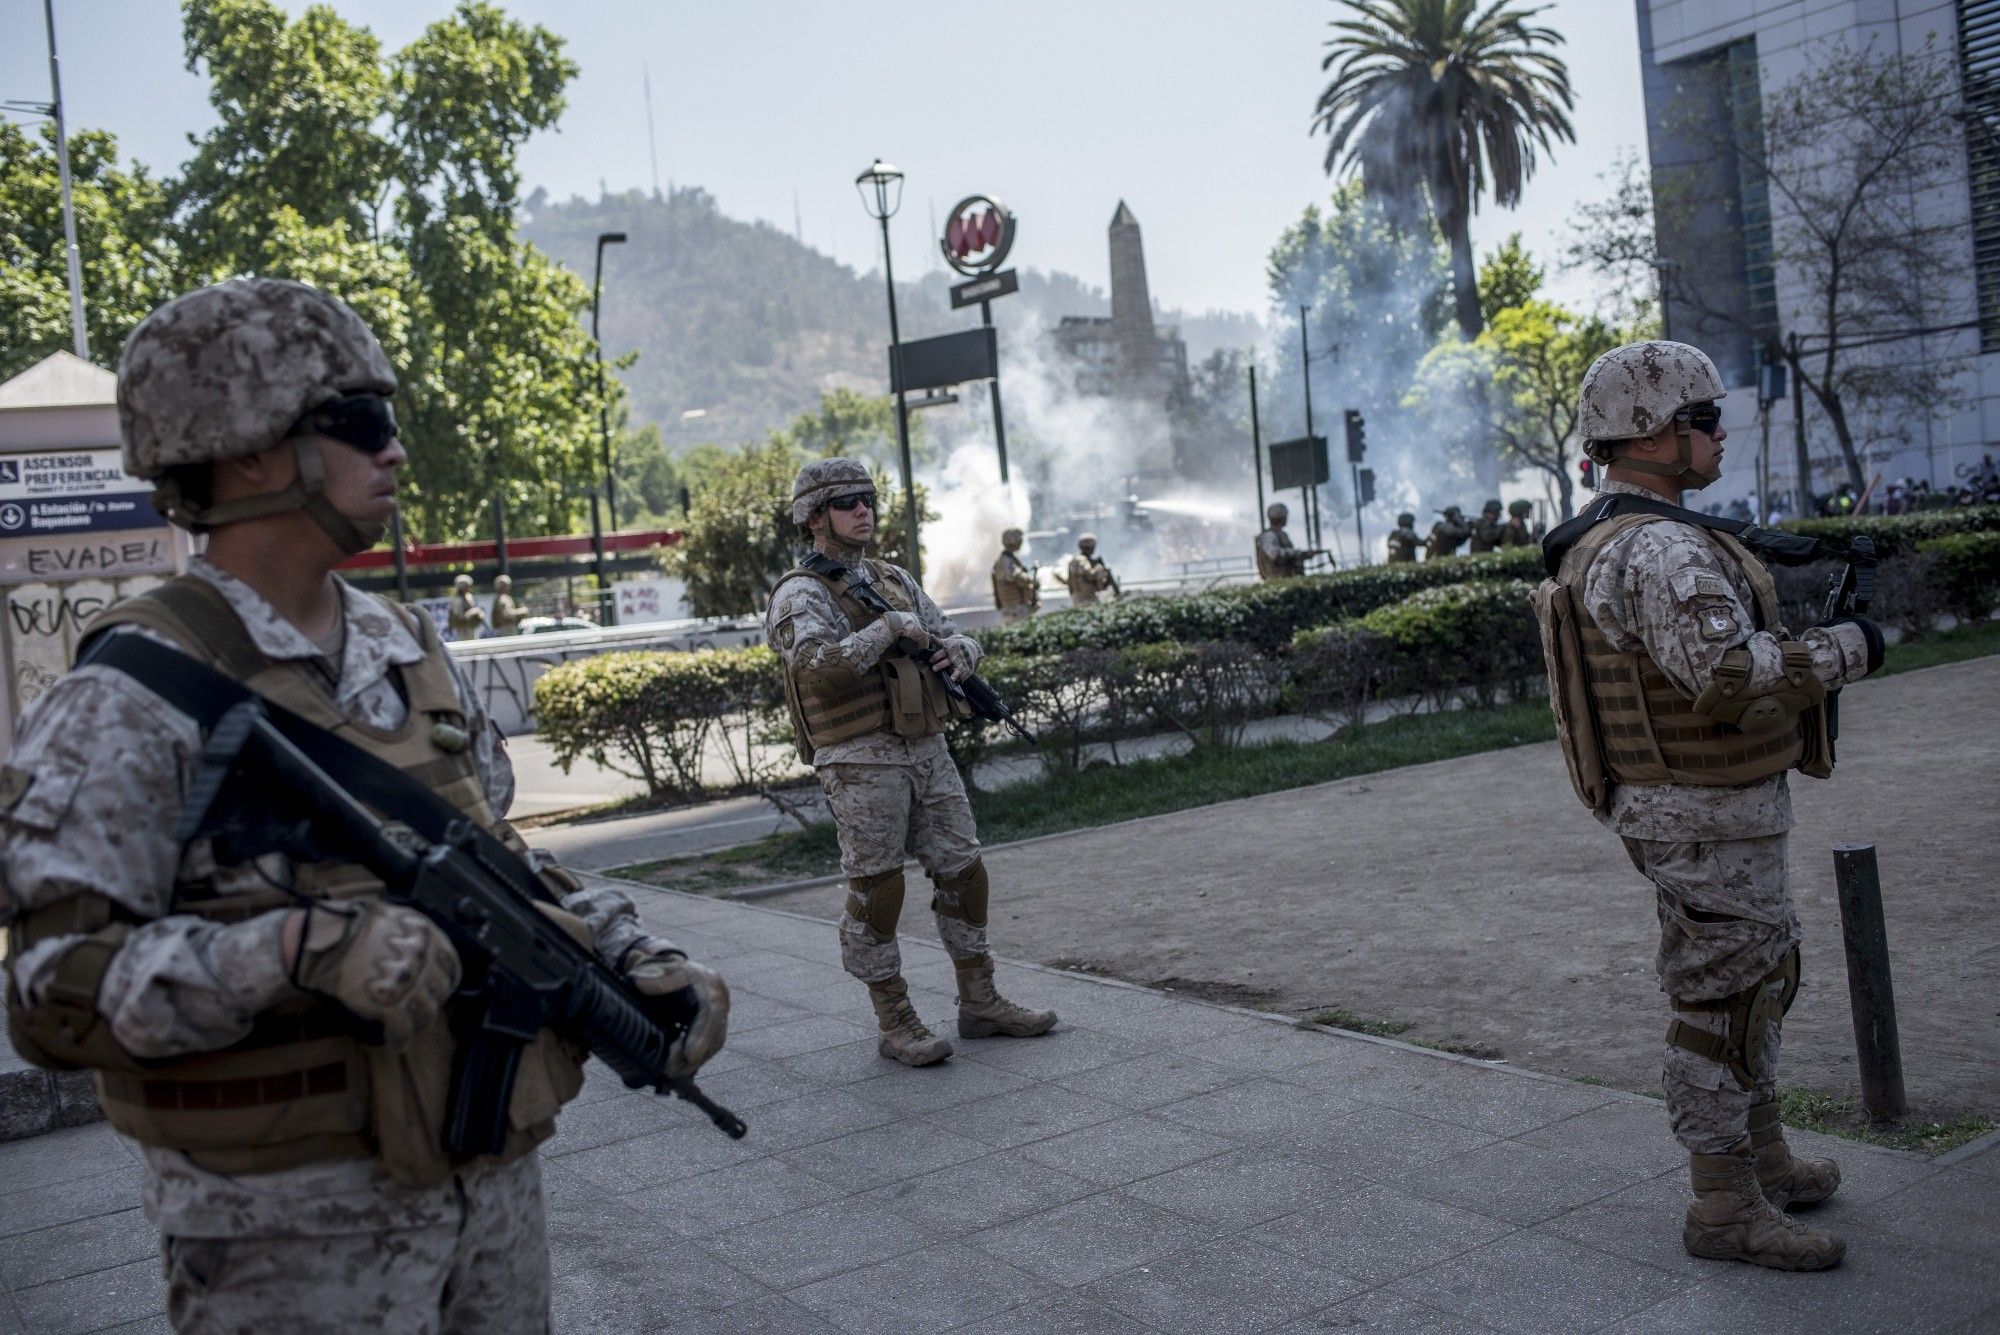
[
  {"x1": 626, "y1": 951, "x2": 730, "y2": 1077},
  {"x1": 932, "y1": 635, "x2": 979, "y2": 682},
  {"x1": 882, "y1": 610, "x2": 930, "y2": 648},
  {"x1": 290, "y1": 901, "x2": 459, "y2": 1047},
  {"x1": 534, "y1": 900, "x2": 596, "y2": 950}
]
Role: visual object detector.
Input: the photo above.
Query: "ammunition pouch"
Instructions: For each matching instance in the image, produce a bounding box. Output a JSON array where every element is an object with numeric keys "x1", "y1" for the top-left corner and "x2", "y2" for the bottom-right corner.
[
  {"x1": 5, "y1": 913, "x2": 150, "y2": 1074},
  {"x1": 1667, "y1": 949, "x2": 1800, "y2": 1091}
]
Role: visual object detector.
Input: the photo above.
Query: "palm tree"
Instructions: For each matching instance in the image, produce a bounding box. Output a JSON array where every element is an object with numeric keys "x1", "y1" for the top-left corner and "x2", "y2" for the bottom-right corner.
[{"x1": 1313, "y1": 0, "x2": 1575, "y2": 340}]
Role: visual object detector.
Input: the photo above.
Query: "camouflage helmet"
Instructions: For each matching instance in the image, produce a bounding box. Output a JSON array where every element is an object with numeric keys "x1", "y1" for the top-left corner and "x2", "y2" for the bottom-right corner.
[
  {"x1": 1077, "y1": 532, "x2": 1098, "y2": 550},
  {"x1": 118, "y1": 277, "x2": 396, "y2": 480},
  {"x1": 790, "y1": 456, "x2": 874, "y2": 528},
  {"x1": 1578, "y1": 340, "x2": 1726, "y2": 458},
  {"x1": 493, "y1": 573, "x2": 512, "y2": 590},
  {"x1": 1508, "y1": 498, "x2": 1533, "y2": 517},
  {"x1": 454, "y1": 573, "x2": 474, "y2": 590},
  {"x1": 1482, "y1": 498, "x2": 1502, "y2": 514},
  {"x1": 1266, "y1": 501, "x2": 1288, "y2": 524},
  {"x1": 1397, "y1": 512, "x2": 1415, "y2": 527},
  {"x1": 1442, "y1": 506, "x2": 1464, "y2": 521},
  {"x1": 1001, "y1": 527, "x2": 1024, "y2": 548}
]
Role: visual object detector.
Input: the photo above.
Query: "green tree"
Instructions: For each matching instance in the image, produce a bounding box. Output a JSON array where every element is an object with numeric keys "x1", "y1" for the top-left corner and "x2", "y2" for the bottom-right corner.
[
  {"x1": 0, "y1": 122, "x2": 177, "y2": 379},
  {"x1": 1407, "y1": 297, "x2": 1618, "y2": 519},
  {"x1": 613, "y1": 421, "x2": 686, "y2": 529},
  {"x1": 1476, "y1": 232, "x2": 1543, "y2": 322},
  {"x1": 1562, "y1": 147, "x2": 1661, "y2": 333},
  {"x1": 1312, "y1": 0, "x2": 1575, "y2": 340}
]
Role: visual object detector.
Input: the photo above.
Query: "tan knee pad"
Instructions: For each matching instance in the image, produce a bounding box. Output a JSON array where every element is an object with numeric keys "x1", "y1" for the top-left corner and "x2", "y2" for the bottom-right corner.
[
  {"x1": 846, "y1": 867, "x2": 907, "y2": 941},
  {"x1": 1668, "y1": 948, "x2": 1799, "y2": 1091},
  {"x1": 929, "y1": 857, "x2": 989, "y2": 926}
]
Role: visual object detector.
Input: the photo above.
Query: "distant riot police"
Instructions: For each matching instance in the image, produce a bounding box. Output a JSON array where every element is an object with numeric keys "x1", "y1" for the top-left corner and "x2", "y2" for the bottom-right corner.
[
  {"x1": 1386, "y1": 512, "x2": 1422, "y2": 564},
  {"x1": 1255, "y1": 502, "x2": 1320, "y2": 580},
  {"x1": 1468, "y1": 499, "x2": 1505, "y2": 553},
  {"x1": 991, "y1": 528, "x2": 1039, "y2": 624},
  {"x1": 1064, "y1": 533, "x2": 1117, "y2": 605}
]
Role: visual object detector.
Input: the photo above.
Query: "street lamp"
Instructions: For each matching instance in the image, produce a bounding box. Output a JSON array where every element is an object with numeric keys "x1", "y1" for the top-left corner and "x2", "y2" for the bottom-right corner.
[
  {"x1": 591, "y1": 230, "x2": 627, "y2": 621},
  {"x1": 856, "y1": 158, "x2": 921, "y2": 580}
]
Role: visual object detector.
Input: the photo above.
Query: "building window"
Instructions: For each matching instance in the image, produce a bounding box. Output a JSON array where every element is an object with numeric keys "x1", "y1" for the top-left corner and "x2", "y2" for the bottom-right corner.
[
  {"x1": 1728, "y1": 40, "x2": 1778, "y2": 341},
  {"x1": 1962, "y1": 0, "x2": 2000, "y2": 350}
]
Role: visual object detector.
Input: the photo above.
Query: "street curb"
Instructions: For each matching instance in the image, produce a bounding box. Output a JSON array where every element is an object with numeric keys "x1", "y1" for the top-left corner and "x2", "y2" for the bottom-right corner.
[
  {"x1": 0, "y1": 1060, "x2": 102, "y2": 1143},
  {"x1": 1934, "y1": 1122, "x2": 2000, "y2": 1167}
]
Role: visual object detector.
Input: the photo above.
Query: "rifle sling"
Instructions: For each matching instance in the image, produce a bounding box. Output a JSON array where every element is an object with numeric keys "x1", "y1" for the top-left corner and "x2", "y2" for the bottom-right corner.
[
  {"x1": 1541, "y1": 494, "x2": 1833, "y2": 578},
  {"x1": 77, "y1": 630, "x2": 558, "y2": 909}
]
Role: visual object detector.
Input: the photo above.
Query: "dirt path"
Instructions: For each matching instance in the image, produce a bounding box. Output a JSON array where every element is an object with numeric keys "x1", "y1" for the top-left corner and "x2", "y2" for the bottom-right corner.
[{"x1": 757, "y1": 656, "x2": 2000, "y2": 1117}]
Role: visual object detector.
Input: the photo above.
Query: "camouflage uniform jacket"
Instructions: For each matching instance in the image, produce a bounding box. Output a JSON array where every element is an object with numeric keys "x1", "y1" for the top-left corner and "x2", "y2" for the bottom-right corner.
[
  {"x1": 1255, "y1": 527, "x2": 1308, "y2": 579},
  {"x1": 0, "y1": 558, "x2": 671, "y2": 1234},
  {"x1": 1579, "y1": 479, "x2": 1872, "y2": 841},
  {"x1": 991, "y1": 551, "x2": 1037, "y2": 612},
  {"x1": 764, "y1": 557, "x2": 984, "y2": 768},
  {"x1": 1065, "y1": 554, "x2": 1113, "y2": 604}
]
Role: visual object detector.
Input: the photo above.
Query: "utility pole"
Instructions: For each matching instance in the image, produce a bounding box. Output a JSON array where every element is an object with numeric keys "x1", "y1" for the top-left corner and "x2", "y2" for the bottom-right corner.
[
  {"x1": 41, "y1": 0, "x2": 87, "y2": 357},
  {"x1": 1298, "y1": 305, "x2": 1322, "y2": 550},
  {"x1": 1248, "y1": 362, "x2": 1264, "y2": 523},
  {"x1": 1789, "y1": 331, "x2": 1811, "y2": 517}
]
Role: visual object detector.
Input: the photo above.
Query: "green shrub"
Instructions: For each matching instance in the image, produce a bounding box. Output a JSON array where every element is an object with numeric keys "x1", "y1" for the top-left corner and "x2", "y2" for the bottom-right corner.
[
  {"x1": 1356, "y1": 579, "x2": 1542, "y2": 707},
  {"x1": 533, "y1": 645, "x2": 784, "y2": 802},
  {"x1": 1919, "y1": 530, "x2": 2000, "y2": 621},
  {"x1": 1109, "y1": 640, "x2": 1282, "y2": 750},
  {"x1": 1287, "y1": 623, "x2": 1395, "y2": 732},
  {"x1": 979, "y1": 547, "x2": 1543, "y2": 657},
  {"x1": 1781, "y1": 505, "x2": 2000, "y2": 556}
]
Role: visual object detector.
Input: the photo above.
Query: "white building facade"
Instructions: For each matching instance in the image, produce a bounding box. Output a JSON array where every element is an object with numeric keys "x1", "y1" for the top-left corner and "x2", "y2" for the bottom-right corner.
[{"x1": 1637, "y1": 0, "x2": 1997, "y2": 510}]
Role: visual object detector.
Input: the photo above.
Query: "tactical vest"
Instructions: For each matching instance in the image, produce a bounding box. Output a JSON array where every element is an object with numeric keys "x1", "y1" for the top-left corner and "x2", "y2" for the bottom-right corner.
[
  {"x1": 1254, "y1": 530, "x2": 1292, "y2": 580},
  {"x1": 992, "y1": 554, "x2": 1035, "y2": 612},
  {"x1": 776, "y1": 560, "x2": 967, "y2": 763},
  {"x1": 1536, "y1": 513, "x2": 1830, "y2": 810},
  {"x1": 73, "y1": 577, "x2": 585, "y2": 1186}
]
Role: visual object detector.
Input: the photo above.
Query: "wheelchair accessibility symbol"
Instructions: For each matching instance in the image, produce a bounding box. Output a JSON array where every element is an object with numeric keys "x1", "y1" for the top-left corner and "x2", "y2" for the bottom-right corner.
[{"x1": 0, "y1": 461, "x2": 18, "y2": 484}]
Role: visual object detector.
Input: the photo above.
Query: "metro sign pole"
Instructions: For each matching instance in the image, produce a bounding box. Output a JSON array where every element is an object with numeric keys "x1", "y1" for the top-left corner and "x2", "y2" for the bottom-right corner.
[{"x1": 942, "y1": 195, "x2": 1019, "y2": 485}]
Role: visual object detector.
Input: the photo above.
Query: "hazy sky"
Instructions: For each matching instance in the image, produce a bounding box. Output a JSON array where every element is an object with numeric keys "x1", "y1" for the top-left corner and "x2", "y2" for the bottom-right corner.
[{"x1": 2, "y1": 0, "x2": 1647, "y2": 317}]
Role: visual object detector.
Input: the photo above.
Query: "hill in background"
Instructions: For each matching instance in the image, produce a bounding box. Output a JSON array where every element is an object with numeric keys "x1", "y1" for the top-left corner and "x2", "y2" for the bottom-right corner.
[{"x1": 520, "y1": 187, "x2": 1261, "y2": 450}]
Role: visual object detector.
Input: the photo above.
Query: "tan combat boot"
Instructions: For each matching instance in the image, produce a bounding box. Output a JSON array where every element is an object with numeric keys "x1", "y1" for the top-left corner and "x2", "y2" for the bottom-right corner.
[
  {"x1": 1749, "y1": 1101, "x2": 1841, "y2": 1208},
  {"x1": 865, "y1": 976, "x2": 952, "y2": 1067},
  {"x1": 955, "y1": 958, "x2": 1057, "y2": 1039},
  {"x1": 1684, "y1": 1147, "x2": 1845, "y2": 1271}
]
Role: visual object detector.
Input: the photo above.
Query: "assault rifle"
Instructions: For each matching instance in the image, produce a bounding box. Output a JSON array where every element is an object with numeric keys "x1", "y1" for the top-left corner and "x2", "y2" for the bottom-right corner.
[
  {"x1": 176, "y1": 698, "x2": 748, "y2": 1155},
  {"x1": 1088, "y1": 554, "x2": 1123, "y2": 599},
  {"x1": 800, "y1": 550, "x2": 1038, "y2": 746},
  {"x1": 1818, "y1": 534, "x2": 1877, "y2": 744}
]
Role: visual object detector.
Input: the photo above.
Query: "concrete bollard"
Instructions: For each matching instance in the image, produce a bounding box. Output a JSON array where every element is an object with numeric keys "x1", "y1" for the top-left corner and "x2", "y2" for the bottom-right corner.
[{"x1": 1831, "y1": 843, "x2": 1907, "y2": 1122}]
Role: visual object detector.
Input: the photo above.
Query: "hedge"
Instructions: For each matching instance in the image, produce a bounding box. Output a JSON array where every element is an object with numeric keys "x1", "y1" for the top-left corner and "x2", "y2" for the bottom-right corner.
[
  {"x1": 1780, "y1": 504, "x2": 2000, "y2": 556},
  {"x1": 1920, "y1": 531, "x2": 2000, "y2": 620}
]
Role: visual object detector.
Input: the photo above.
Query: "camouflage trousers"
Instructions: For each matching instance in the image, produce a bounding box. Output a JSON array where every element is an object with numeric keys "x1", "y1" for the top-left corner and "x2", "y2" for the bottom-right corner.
[
  {"x1": 1624, "y1": 833, "x2": 1800, "y2": 1155},
  {"x1": 819, "y1": 755, "x2": 984, "y2": 982},
  {"x1": 161, "y1": 1154, "x2": 549, "y2": 1334}
]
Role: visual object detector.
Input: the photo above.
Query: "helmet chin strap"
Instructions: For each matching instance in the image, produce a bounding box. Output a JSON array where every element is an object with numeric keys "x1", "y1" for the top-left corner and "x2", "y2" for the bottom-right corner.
[
  {"x1": 1613, "y1": 421, "x2": 1719, "y2": 490},
  {"x1": 149, "y1": 437, "x2": 386, "y2": 556}
]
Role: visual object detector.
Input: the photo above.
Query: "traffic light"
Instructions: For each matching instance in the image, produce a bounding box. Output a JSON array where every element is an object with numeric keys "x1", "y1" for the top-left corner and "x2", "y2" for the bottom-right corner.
[
  {"x1": 1357, "y1": 467, "x2": 1376, "y2": 505},
  {"x1": 1579, "y1": 457, "x2": 1596, "y2": 491},
  {"x1": 1344, "y1": 408, "x2": 1366, "y2": 463}
]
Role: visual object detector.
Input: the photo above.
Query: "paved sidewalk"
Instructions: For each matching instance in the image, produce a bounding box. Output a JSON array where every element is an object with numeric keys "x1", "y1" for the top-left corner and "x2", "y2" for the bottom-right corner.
[{"x1": 1, "y1": 882, "x2": 1994, "y2": 1333}]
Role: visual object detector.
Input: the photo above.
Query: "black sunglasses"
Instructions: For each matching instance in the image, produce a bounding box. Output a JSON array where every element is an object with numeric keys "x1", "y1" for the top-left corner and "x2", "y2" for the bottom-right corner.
[
  {"x1": 828, "y1": 492, "x2": 877, "y2": 512},
  {"x1": 289, "y1": 393, "x2": 400, "y2": 455},
  {"x1": 1679, "y1": 403, "x2": 1723, "y2": 435}
]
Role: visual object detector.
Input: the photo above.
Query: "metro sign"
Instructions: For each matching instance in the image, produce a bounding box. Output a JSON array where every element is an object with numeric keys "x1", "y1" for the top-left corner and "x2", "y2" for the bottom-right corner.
[{"x1": 940, "y1": 195, "x2": 1016, "y2": 276}]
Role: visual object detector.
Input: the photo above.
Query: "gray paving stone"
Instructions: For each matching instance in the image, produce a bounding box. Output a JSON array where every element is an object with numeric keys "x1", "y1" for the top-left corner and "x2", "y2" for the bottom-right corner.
[
  {"x1": 1150, "y1": 1077, "x2": 1365, "y2": 1149},
  {"x1": 1249, "y1": 1182, "x2": 1517, "y2": 1284},
  {"x1": 100, "y1": 1316, "x2": 172, "y2": 1334},
  {"x1": 1515, "y1": 1097, "x2": 1687, "y2": 1177},
  {"x1": 727, "y1": 1014, "x2": 879, "y2": 1061},
  {"x1": 691, "y1": 1057, "x2": 827, "y2": 1113},
  {"x1": 0, "y1": 1206, "x2": 157, "y2": 1292},
  {"x1": 541, "y1": 1083, "x2": 690, "y2": 1155},
  {"x1": 9, "y1": 1256, "x2": 165, "y2": 1335},
  {"x1": 1122, "y1": 1149, "x2": 1350, "y2": 1231},
  {"x1": 1385, "y1": 1231, "x2": 1691, "y2": 1334},
  {"x1": 1060, "y1": 999, "x2": 1272, "y2": 1050},
  {"x1": 955, "y1": 1292, "x2": 1153, "y2": 1334},
  {"x1": 618, "y1": 1156, "x2": 848, "y2": 1237},
  {"x1": 727, "y1": 992, "x2": 821, "y2": 1034},
  {"x1": 1277, "y1": 1040, "x2": 1441, "y2": 1100},
  {"x1": 1862, "y1": 1170, "x2": 2000, "y2": 1260},
  {"x1": 720, "y1": 1087, "x2": 901, "y2": 1154},
  {"x1": 779, "y1": 1119, "x2": 991, "y2": 1189},
  {"x1": 942, "y1": 1027, "x2": 1145, "y2": 1080},
  {"x1": 1390, "y1": 1137, "x2": 1652, "y2": 1225},
  {"x1": 1531, "y1": 1173, "x2": 1714, "y2": 1278},
  {"x1": 548, "y1": 1237, "x2": 774, "y2": 1333},
  {"x1": 787, "y1": 1241, "x2": 1051, "y2": 1334},
  {"x1": 1280, "y1": 1102, "x2": 1499, "y2": 1179},
  {"x1": 965, "y1": 1189, "x2": 1210, "y2": 1287},
  {"x1": 714, "y1": 1197, "x2": 932, "y2": 1290},
  {"x1": 844, "y1": 1057, "x2": 1034, "y2": 1118},
  {"x1": 0, "y1": 1293, "x2": 22, "y2": 1335},
  {"x1": 0, "y1": 1123, "x2": 127, "y2": 1196},
  {"x1": 1351, "y1": 1064, "x2": 1618, "y2": 1137},
  {"x1": 1600, "y1": 1282, "x2": 1812, "y2": 1333},
  {"x1": 924, "y1": 1082, "x2": 1125, "y2": 1149},
  {"x1": 1782, "y1": 1139, "x2": 1942, "y2": 1207},
  {"x1": 647, "y1": 1292, "x2": 840, "y2": 1334},
  {"x1": 856, "y1": 1150, "x2": 1096, "y2": 1235},
  {"x1": 0, "y1": 1165, "x2": 143, "y2": 1241},
  {"x1": 779, "y1": 1038, "x2": 904, "y2": 1088},
  {"x1": 1081, "y1": 1235, "x2": 1364, "y2": 1334},
  {"x1": 1951, "y1": 1140, "x2": 2000, "y2": 1180},
  {"x1": 1012, "y1": 1112, "x2": 1232, "y2": 1187},
  {"x1": 554, "y1": 1116, "x2": 763, "y2": 1190},
  {"x1": 1053, "y1": 1051, "x2": 1247, "y2": 1112},
  {"x1": 1695, "y1": 1224, "x2": 2000, "y2": 1332},
  {"x1": 1262, "y1": 1289, "x2": 1498, "y2": 1333},
  {"x1": 1182, "y1": 1024, "x2": 1339, "y2": 1073},
  {"x1": 546, "y1": 1181, "x2": 684, "y2": 1268}
]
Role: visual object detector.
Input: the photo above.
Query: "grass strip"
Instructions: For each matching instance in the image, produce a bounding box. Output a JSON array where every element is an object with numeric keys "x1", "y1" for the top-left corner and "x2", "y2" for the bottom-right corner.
[
  {"x1": 1874, "y1": 618, "x2": 2000, "y2": 676},
  {"x1": 1776, "y1": 1089, "x2": 1993, "y2": 1156}
]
